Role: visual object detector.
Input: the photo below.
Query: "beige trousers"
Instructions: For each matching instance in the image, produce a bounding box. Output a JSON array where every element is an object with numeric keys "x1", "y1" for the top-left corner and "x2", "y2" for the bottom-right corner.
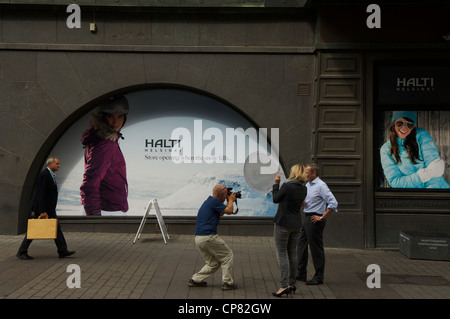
[{"x1": 192, "y1": 235, "x2": 234, "y2": 285}]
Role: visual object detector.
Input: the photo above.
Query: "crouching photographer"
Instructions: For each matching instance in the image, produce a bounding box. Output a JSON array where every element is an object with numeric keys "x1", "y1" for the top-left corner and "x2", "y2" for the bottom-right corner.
[{"x1": 188, "y1": 185, "x2": 238, "y2": 291}]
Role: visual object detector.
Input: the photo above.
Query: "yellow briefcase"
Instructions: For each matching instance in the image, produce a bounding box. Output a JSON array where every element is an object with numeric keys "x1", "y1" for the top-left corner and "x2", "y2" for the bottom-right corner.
[{"x1": 27, "y1": 217, "x2": 57, "y2": 239}]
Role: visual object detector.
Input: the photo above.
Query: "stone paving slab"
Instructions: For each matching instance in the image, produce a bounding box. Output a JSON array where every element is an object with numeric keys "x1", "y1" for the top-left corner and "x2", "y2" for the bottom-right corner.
[{"x1": 0, "y1": 232, "x2": 449, "y2": 304}]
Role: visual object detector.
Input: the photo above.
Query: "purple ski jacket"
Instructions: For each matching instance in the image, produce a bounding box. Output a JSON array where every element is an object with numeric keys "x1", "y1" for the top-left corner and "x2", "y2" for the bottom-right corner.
[{"x1": 80, "y1": 113, "x2": 128, "y2": 215}]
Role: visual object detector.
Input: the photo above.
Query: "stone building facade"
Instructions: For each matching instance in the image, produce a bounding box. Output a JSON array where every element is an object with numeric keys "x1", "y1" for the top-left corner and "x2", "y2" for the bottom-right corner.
[{"x1": 1, "y1": 1, "x2": 449, "y2": 248}]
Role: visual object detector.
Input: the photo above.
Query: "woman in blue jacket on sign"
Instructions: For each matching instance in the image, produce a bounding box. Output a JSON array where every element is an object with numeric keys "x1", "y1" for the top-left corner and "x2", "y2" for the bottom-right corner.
[{"x1": 380, "y1": 111, "x2": 449, "y2": 189}]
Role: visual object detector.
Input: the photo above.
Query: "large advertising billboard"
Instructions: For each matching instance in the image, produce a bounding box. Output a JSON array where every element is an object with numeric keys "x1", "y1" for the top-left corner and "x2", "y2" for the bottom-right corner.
[
  {"x1": 51, "y1": 89, "x2": 284, "y2": 217},
  {"x1": 375, "y1": 63, "x2": 450, "y2": 190},
  {"x1": 377, "y1": 110, "x2": 450, "y2": 189}
]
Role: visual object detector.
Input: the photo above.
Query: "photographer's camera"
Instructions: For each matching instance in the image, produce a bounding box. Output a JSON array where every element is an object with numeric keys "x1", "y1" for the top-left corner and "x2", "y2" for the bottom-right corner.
[{"x1": 227, "y1": 187, "x2": 241, "y2": 199}]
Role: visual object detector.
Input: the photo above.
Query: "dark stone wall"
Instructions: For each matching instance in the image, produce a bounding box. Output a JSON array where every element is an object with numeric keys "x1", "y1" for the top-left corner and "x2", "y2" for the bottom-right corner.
[{"x1": 0, "y1": 8, "x2": 318, "y2": 240}]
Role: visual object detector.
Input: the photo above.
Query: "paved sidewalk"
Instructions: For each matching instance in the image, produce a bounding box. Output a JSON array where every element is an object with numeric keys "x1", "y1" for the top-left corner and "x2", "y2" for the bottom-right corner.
[{"x1": 0, "y1": 232, "x2": 449, "y2": 301}]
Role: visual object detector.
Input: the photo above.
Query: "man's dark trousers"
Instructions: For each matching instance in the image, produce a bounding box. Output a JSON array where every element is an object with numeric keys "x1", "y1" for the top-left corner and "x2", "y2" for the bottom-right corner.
[
  {"x1": 18, "y1": 220, "x2": 68, "y2": 255},
  {"x1": 297, "y1": 214, "x2": 326, "y2": 282}
]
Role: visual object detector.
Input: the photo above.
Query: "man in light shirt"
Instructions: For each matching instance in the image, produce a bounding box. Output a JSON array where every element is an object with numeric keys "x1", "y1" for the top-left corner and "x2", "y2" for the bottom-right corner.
[{"x1": 297, "y1": 163, "x2": 338, "y2": 285}]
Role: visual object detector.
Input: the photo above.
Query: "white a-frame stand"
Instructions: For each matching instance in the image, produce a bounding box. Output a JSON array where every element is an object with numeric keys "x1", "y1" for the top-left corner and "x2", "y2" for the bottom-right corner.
[{"x1": 133, "y1": 199, "x2": 170, "y2": 244}]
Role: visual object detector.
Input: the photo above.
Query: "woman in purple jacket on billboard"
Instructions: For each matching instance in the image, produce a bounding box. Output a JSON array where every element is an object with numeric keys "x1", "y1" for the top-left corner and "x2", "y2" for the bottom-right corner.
[{"x1": 80, "y1": 96, "x2": 129, "y2": 216}]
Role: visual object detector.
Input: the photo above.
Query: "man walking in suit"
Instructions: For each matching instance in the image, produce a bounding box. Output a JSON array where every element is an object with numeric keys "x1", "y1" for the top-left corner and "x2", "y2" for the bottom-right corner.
[{"x1": 17, "y1": 157, "x2": 75, "y2": 260}]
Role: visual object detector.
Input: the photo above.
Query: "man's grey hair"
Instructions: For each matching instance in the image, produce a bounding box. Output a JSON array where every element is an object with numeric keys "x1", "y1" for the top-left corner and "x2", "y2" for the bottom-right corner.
[{"x1": 46, "y1": 156, "x2": 58, "y2": 166}]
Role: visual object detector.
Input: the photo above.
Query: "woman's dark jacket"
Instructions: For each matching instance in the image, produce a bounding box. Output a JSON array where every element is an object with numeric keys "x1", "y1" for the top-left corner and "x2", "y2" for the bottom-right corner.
[{"x1": 272, "y1": 180, "x2": 307, "y2": 229}]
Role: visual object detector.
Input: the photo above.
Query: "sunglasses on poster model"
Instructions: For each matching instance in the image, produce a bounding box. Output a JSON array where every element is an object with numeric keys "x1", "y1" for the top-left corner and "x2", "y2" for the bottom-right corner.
[{"x1": 394, "y1": 120, "x2": 415, "y2": 130}]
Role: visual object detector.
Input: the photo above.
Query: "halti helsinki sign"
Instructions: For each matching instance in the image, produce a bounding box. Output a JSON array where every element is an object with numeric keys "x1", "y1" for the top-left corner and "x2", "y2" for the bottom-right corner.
[
  {"x1": 396, "y1": 77, "x2": 435, "y2": 92},
  {"x1": 377, "y1": 65, "x2": 450, "y2": 105}
]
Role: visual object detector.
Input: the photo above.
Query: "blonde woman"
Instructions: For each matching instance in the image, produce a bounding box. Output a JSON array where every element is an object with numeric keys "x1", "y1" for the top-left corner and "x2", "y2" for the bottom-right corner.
[{"x1": 271, "y1": 164, "x2": 307, "y2": 297}]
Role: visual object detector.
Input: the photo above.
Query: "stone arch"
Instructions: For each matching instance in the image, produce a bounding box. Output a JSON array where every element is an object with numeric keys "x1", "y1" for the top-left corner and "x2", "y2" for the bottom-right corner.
[{"x1": 5, "y1": 50, "x2": 312, "y2": 235}]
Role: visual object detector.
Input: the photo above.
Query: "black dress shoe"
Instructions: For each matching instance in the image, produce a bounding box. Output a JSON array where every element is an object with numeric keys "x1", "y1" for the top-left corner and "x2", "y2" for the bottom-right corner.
[
  {"x1": 272, "y1": 287, "x2": 291, "y2": 297},
  {"x1": 306, "y1": 279, "x2": 323, "y2": 285},
  {"x1": 58, "y1": 251, "x2": 76, "y2": 258},
  {"x1": 16, "y1": 253, "x2": 34, "y2": 260},
  {"x1": 188, "y1": 279, "x2": 207, "y2": 287}
]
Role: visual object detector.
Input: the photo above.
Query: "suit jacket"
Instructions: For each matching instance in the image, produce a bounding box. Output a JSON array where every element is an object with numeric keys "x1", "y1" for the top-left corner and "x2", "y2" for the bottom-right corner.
[
  {"x1": 31, "y1": 168, "x2": 58, "y2": 218},
  {"x1": 272, "y1": 180, "x2": 307, "y2": 229}
]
